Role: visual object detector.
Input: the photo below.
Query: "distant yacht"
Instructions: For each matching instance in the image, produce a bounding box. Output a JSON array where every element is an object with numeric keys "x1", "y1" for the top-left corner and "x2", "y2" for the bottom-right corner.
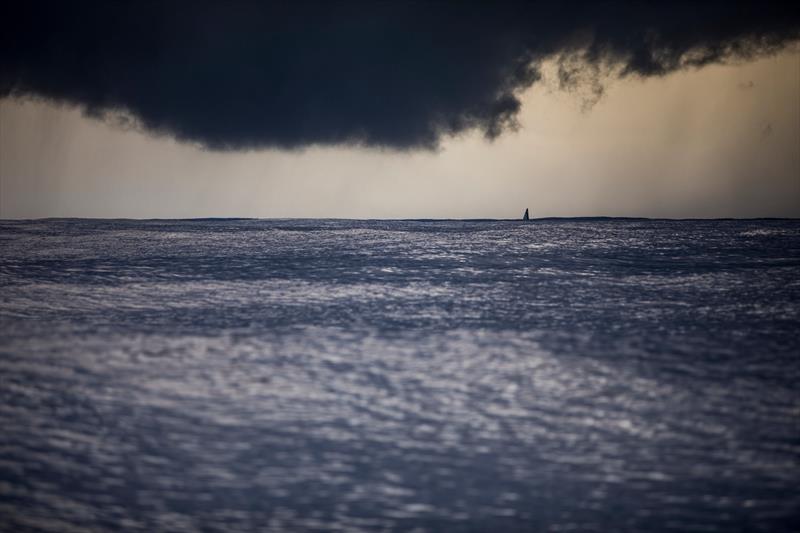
[{"x1": 522, "y1": 208, "x2": 530, "y2": 221}]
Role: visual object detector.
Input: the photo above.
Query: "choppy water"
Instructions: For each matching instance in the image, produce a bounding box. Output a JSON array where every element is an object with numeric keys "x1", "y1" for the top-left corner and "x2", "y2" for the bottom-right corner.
[{"x1": 1, "y1": 218, "x2": 799, "y2": 532}]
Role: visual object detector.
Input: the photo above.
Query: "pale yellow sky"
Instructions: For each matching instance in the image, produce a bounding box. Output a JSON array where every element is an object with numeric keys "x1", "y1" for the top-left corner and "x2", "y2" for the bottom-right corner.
[{"x1": 1, "y1": 50, "x2": 798, "y2": 219}]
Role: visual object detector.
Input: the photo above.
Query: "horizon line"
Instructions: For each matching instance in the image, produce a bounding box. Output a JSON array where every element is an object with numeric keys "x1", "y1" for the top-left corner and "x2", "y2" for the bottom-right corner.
[{"x1": 2, "y1": 216, "x2": 799, "y2": 223}]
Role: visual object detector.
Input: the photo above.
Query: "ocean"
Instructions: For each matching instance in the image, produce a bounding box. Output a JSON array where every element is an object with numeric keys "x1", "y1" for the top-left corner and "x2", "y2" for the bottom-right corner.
[{"x1": 0, "y1": 218, "x2": 798, "y2": 532}]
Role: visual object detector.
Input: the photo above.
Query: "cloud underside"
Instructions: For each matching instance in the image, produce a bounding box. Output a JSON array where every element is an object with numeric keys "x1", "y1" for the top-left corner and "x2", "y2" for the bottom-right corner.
[{"x1": 1, "y1": 2, "x2": 798, "y2": 150}]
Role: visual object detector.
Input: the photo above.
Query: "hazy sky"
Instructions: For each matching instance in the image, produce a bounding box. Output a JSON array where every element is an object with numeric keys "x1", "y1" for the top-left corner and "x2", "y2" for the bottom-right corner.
[
  {"x1": 2, "y1": 49, "x2": 797, "y2": 219},
  {"x1": 1, "y1": 2, "x2": 798, "y2": 219}
]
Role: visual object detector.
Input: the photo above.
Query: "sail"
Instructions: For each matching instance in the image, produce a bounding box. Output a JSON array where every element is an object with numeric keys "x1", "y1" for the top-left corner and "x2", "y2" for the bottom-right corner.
[{"x1": 523, "y1": 208, "x2": 529, "y2": 221}]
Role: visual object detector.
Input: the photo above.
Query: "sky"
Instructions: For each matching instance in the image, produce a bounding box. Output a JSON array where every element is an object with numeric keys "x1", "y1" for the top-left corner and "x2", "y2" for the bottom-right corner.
[{"x1": 1, "y1": 2, "x2": 799, "y2": 219}]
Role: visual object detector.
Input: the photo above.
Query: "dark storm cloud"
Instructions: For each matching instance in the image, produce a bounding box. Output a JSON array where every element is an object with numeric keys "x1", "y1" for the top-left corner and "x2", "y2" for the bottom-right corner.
[{"x1": 1, "y1": 1, "x2": 798, "y2": 150}]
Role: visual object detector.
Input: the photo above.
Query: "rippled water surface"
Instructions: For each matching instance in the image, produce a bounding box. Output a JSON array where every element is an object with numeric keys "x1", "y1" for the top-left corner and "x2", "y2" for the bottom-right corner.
[{"x1": 1, "y1": 218, "x2": 799, "y2": 532}]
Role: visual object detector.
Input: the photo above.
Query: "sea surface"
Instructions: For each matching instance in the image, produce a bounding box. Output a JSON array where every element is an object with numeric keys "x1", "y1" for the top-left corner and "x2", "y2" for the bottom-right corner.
[{"x1": 0, "y1": 218, "x2": 798, "y2": 532}]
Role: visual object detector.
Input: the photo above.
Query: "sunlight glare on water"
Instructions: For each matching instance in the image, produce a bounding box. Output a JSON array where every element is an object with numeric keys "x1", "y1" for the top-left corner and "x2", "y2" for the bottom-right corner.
[{"x1": 1, "y1": 218, "x2": 799, "y2": 532}]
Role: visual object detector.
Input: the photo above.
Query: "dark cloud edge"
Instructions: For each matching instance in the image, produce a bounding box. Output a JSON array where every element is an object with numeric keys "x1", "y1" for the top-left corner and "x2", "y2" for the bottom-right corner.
[{"x1": 1, "y1": 2, "x2": 799, "y2": 152}]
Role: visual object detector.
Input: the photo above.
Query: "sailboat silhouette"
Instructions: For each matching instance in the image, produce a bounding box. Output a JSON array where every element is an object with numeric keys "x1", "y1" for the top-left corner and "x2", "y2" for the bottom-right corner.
[{"x1": 523, "y1": 208, "x2": 529, "y2": 221}]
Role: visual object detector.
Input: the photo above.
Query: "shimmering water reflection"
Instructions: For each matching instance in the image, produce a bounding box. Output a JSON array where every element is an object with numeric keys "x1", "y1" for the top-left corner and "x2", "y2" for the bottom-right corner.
[{"x1": 1, "y1": 218, "x2": 798, "y2": 531}]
